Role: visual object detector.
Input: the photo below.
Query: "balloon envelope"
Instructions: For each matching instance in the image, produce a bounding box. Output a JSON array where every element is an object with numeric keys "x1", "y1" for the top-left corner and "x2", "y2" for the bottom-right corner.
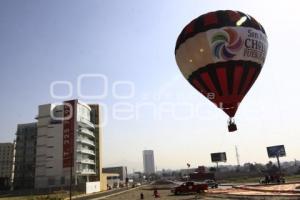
[{"x1": 175, "y1": 10, "x2": 268, "y2": 126}]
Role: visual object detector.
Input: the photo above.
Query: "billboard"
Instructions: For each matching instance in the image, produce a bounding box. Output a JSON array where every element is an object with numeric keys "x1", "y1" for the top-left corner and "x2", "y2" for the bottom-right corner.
[
  {"x1": 63, "y1": 100, "x2": 76, "y2": 168},
  {"x1": 267, "y1": 145, "x2": 286, "y2": 158},
  {"x1": 211, "y1": 152, "x2": 227, "y2": 162}
]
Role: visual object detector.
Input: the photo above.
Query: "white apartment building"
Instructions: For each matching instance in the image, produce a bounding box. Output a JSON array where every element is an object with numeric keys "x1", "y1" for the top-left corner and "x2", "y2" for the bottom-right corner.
[
  {"x1": 143, "y1": 150, "x2": 155, "y2": 175},
  {"x1": 35, "y1": 100, "x2": 102, "y2": 189}
]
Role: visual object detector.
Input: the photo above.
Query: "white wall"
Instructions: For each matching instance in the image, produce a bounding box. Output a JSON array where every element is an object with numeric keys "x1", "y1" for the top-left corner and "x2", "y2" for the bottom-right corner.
[{"x1": 86, "y1": 181, "x2": 100, "y2": 194}]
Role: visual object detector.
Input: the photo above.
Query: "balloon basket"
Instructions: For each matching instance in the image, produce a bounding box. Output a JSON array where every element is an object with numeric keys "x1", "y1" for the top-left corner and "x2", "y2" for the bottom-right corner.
[{"x1": 228, "y1": 119, "x2": 237, "y2": 132}]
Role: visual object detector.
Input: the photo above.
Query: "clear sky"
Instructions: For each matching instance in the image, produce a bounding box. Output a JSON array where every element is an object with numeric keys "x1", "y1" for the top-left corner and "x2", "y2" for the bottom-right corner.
[{"x1": 1, "y1": 0, "x2": 300, "y2": 172}]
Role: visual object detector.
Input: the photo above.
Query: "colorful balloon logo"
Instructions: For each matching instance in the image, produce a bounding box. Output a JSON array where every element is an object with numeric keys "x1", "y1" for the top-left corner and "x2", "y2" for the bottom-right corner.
[{"x1": 211, "y1": 28, "x2": 243, "y2": 60}]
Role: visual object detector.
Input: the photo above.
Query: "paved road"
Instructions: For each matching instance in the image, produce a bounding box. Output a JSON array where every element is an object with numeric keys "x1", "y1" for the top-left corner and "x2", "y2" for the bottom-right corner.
[
  {"x1": 73, "y1": 186, "x2": 143, "y2": 200},
  {"x1": 169, "y1": 180, "x2": 233, "y2": 189},
  {"x1": 73, "y1": 184, "x2": 234, "y2": 200}
]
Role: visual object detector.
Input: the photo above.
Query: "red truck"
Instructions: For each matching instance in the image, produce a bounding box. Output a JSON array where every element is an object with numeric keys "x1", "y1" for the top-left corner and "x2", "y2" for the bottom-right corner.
[{"x1": 171, "y1": 181, "x2": 208, "y2": 195}]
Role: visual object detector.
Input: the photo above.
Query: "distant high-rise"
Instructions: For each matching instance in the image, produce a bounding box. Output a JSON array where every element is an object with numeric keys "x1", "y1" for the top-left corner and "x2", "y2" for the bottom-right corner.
[
  {"x1": 14, "y1": 123, "x2": 37, "y2": 189},
  {"x1": 143, "y1": 150, "x2": 155, "y2": 174},
  {"x1": 0, "y1": 142, "x2": 15, "y2": 190}
]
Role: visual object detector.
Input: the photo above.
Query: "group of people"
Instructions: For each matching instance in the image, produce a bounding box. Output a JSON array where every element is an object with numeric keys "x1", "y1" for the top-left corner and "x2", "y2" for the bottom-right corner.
[
  {"x1": 262, "y1": 174, "x2": 284, "y2": 184},
  {"x1": 140, "y1": 189, "x2": 160, "y2": 199}
]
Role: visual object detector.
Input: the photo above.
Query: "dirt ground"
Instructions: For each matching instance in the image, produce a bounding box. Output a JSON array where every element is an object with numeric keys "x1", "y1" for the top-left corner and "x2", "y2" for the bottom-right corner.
[
  {"x1": 239, "y1": 183, "x2": 300, "y2": 191},
  {"x1": 207, "y1": 183, "x2": 300, "y2": 200}
]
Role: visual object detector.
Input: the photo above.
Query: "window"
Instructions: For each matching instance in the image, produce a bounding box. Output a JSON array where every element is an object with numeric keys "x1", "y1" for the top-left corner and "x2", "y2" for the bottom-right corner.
[
  {"x1": 48, "y1": 177, "x2": 55, "y2": 185},
  {"x1": 60, "y1": 176, "x2": 65, "y2": 184},
  {"x1": 78, "y1": 104, "x2": 91, "y2": 121}
]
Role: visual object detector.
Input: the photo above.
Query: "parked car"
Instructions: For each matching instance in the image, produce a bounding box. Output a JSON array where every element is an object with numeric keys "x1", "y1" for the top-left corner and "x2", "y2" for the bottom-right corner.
[
  {"x1": 131, "y1": 182, "x2": 141, "y2": 188},
  {"x1": 171, "y1": 181, "x2": 208, "y2": 195},
  {"x1": 203, "y1": 179, "x2": 218, "y2": 188},
  {"x1": 135, "y1": 182, "x2": 141, "y2": 186}
]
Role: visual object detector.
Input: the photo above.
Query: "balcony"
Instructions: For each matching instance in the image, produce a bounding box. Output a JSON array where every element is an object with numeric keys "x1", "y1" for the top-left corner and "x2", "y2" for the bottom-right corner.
[
  {"x1": 79, "y1": 128, "x2": 95, "y2": 138},
  {"x1": 76, "y1": 159, "x2": 95, "y2": 165},
  {"x1": 78, "y1": 117, "x2": 95, "y2": 129},
  {"x1": 76, "y1": 168, "x2": 96, "y2": 175},
  {"x1": 77, "y1": 137, "x2": 95, "y2": 147},
  {"x1": 77, "y1": 148, "x2": 95, "y2": 156}
]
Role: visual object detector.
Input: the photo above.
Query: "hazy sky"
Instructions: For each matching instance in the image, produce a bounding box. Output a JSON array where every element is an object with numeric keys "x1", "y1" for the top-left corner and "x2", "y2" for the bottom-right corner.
[{"x1": 1, "y1": 0, "x2": 300, "y2": 172}]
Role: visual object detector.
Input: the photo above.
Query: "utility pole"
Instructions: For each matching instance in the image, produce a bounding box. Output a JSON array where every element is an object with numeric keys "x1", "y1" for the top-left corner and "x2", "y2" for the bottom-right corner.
[
  {"x1": 69, "y1": 152, "x2": 73, "y2": 200},
  {"x1": 276, "y1": 155, "x2": 281, "y2": 175},
  {"x1": 235, "y1": 146, "x2": 240, "y2": 169}
]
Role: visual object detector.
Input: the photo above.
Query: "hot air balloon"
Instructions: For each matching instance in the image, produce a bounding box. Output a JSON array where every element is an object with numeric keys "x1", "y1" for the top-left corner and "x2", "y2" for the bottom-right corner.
[{"x1": 175, "y1": 10, "x2": 268, "y2": 132}]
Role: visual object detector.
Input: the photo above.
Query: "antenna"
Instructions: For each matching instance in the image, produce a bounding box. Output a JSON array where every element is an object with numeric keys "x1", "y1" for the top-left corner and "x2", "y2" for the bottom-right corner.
[{"x1": 235, "y1": 145, "x2": 240, "y2": 168}]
